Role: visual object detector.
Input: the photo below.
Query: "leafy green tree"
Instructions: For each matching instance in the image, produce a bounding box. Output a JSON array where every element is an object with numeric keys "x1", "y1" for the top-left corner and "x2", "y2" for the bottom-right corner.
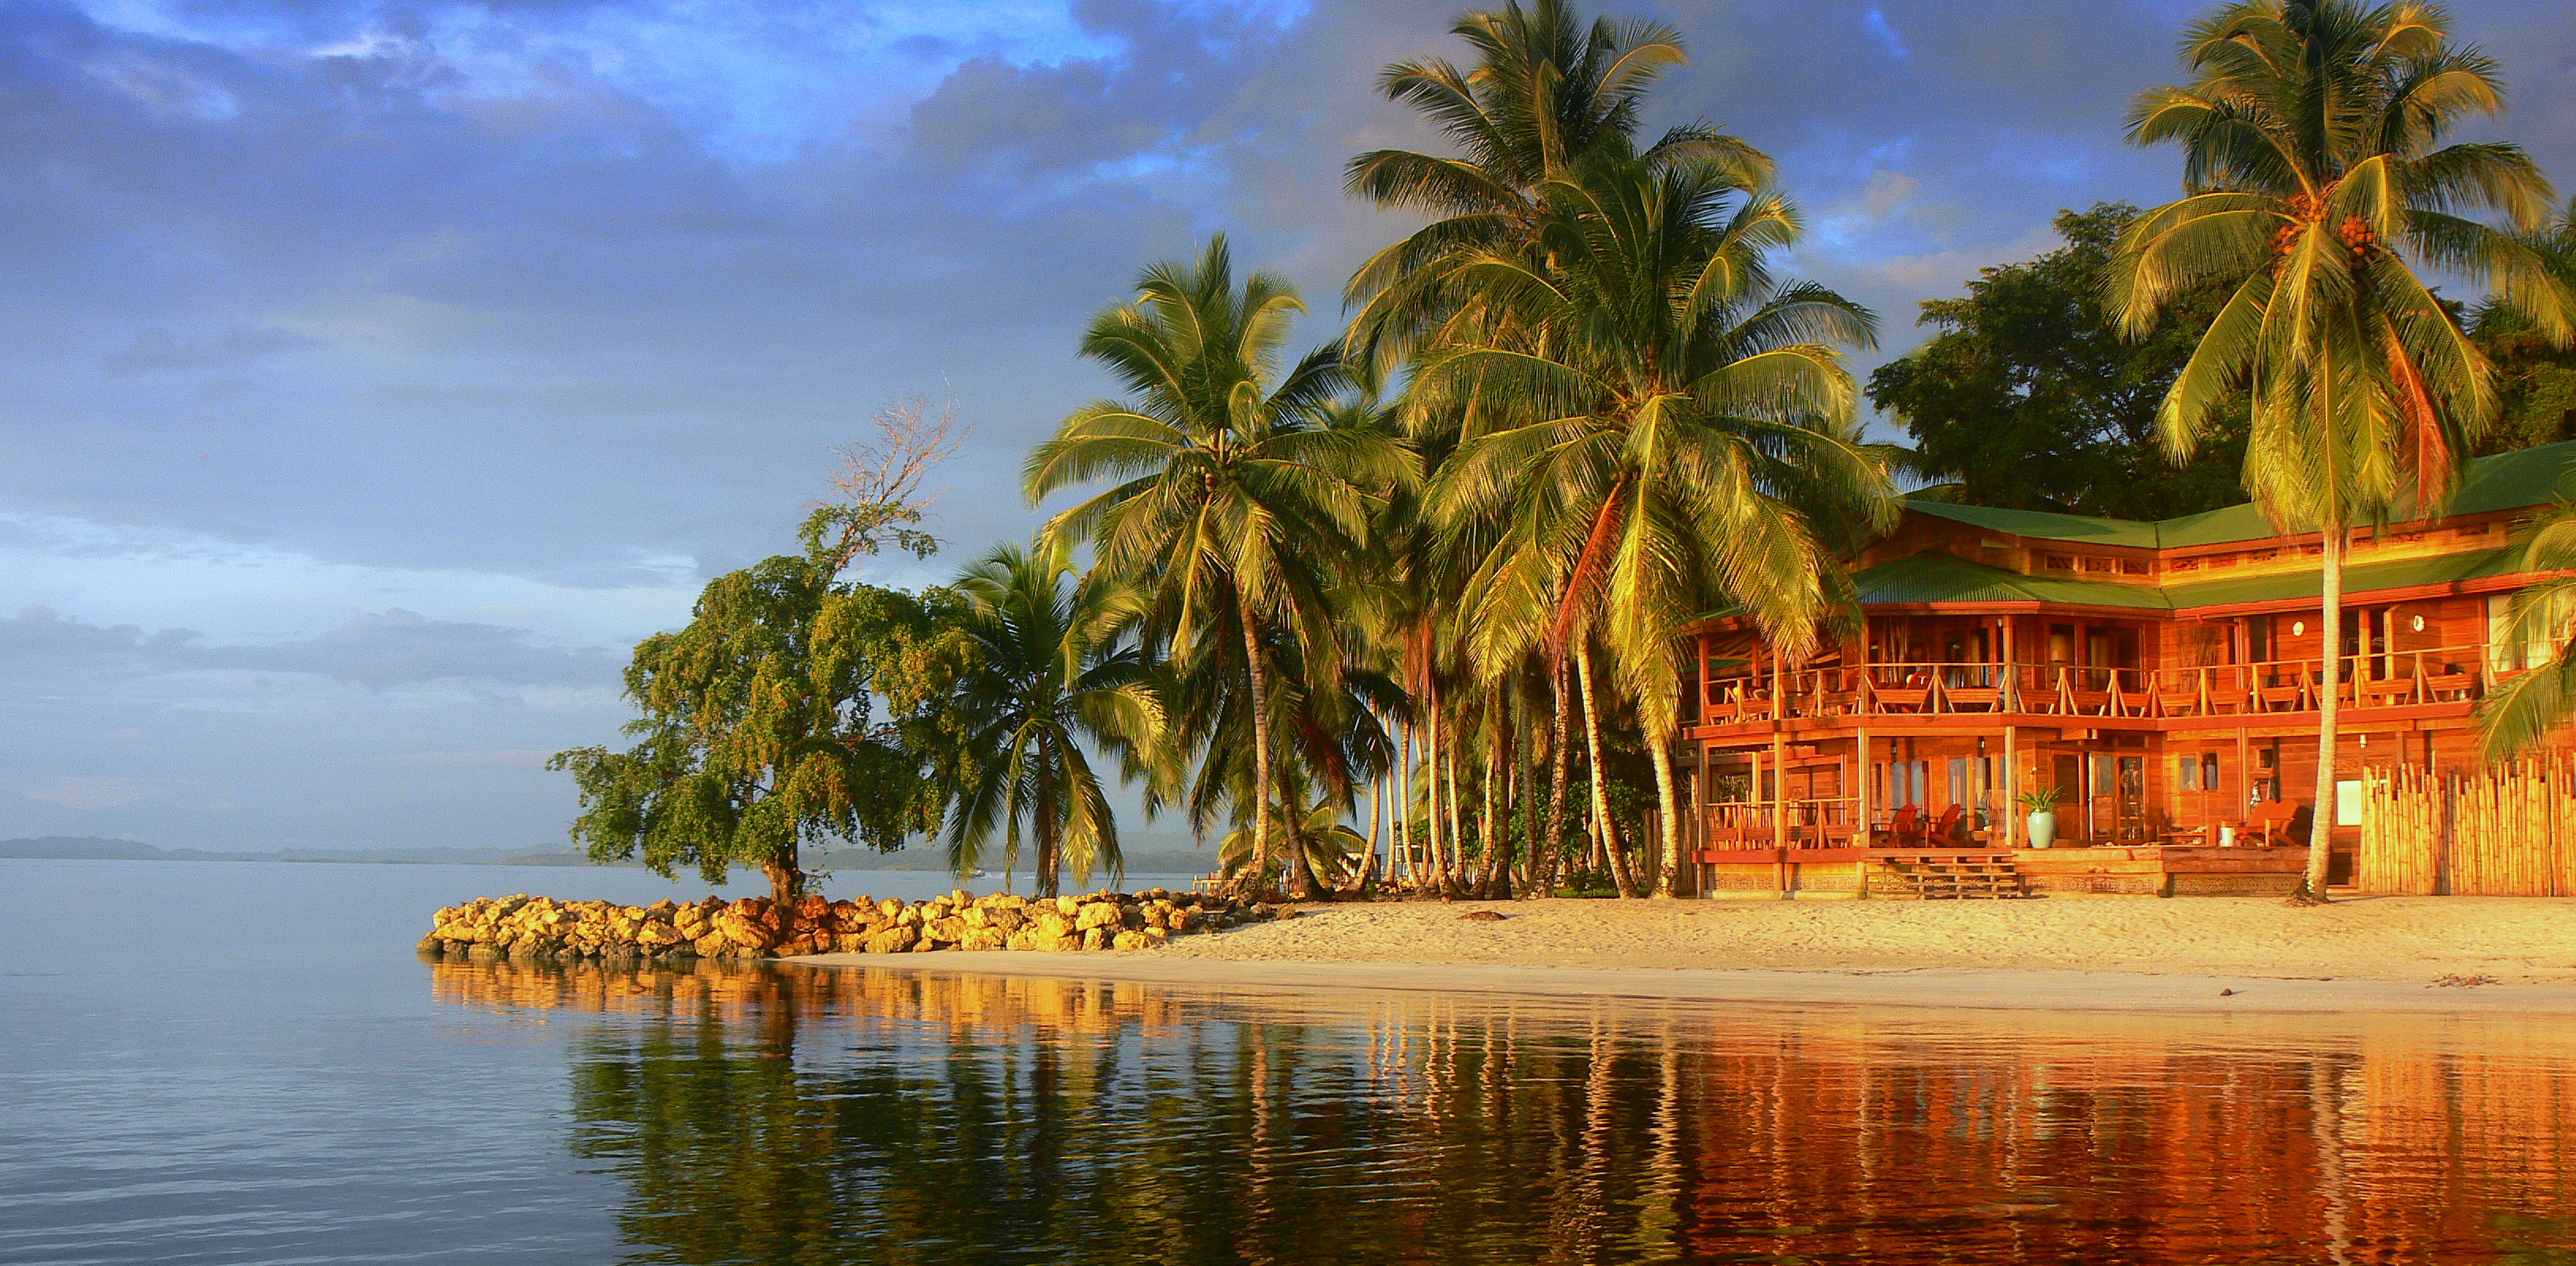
[
  {"x1": 550, "y1": 432, "x2": 974, "y2": 907},
  {"x1": 2109, "y1": 0, "x2": 2572, "y2": 900},
  {"x1": 1416, "y1": 150, "x2": 1892, "y2": 897},
  {"x1": 943, "y1": 538, "x2": 1168, "y2": 898},
  {"x1": 1026, "y1": 235, "x2": 1411, "y2": 900},
  {"x1": 2472, "y1": 198, "x2": 2576, "y2": 454},
  {"x1": 1218, "y1": 763, "x2": 1370, "y2": 889},
  {"x1": 1347, "y1": 2, "x2": 1767, "y2": 897},
  {"x1": 1867, "y1": 203, "x2": 2251, "y2": 519},
  {"x1": 2478, "y1": 506, "x2": 2576, "y2": 760}
]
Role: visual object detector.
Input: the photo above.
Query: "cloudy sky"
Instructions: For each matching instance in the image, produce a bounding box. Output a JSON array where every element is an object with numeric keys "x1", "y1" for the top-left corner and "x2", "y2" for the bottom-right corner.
[{"x1": 5, "y1": 0, "x2": 2571, "y2": 853}]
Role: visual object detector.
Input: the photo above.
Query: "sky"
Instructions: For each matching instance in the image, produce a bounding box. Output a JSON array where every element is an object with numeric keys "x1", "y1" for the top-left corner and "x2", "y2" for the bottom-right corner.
[{"x1": 5, "y1": 0, "x2": 2573, "y2": 854}]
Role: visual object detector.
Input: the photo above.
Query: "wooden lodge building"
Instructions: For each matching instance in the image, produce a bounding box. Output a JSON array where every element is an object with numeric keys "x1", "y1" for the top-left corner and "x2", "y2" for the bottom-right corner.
[{"x1": 1680, "y1": 441, "x2": 2576, "y2": 899}]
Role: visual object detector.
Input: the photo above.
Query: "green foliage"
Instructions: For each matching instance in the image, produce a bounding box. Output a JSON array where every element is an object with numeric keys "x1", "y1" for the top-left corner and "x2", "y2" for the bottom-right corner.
[
  {"x1": 2472, "y1": 198, "x2": 2576, "y2": 454},
  {"x1": 944, "y1": 538, "x2": 1169, "y2": 897},
  {"x1": 1027, "y1": 234, "x2": 1411, "y2": 897},
  {"x1": 548, "y1": 510, "x2": 973, "y2": 904},
  {"x1": 1867, "y1": 203, "x2": 2250, "y2": 519}
]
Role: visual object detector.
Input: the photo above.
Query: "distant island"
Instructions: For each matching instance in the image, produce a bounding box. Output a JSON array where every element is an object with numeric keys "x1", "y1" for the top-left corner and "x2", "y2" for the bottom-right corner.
[{"x1": 0, "y1": 835, "x2": 1218, "y2": 875}]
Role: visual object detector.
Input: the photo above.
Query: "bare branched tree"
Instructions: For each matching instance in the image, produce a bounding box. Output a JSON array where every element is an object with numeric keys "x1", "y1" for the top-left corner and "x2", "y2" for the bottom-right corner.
[{"x1": 803, "y1": 392, "x2": 969, "y2": 572}]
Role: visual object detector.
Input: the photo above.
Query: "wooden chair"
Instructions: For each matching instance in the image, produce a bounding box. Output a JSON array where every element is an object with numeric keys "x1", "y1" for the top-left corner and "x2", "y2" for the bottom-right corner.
[
  {"x1": 1930, "y1": 802, "x2": 1966, "y2": 845},
  {"x1": 2239, "y1": 799, "x2": 2301, "y2": 847},
  {"x1": 1875, "y1": 804, "x2": 1925, "y2": 847}
]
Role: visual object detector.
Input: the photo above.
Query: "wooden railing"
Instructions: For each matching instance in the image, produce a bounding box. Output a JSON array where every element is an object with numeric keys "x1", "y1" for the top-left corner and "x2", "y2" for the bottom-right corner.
[{"x1": 1696, "y1": 645, "x2": 2498, "y2": 726}]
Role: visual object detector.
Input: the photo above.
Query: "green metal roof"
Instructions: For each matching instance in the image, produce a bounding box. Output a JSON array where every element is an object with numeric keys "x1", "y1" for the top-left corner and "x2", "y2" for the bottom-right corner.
[
  {"x1": 1902, "y1": 501, "x2": 2164, "y2": 548},
  {"x1": 1900, "y1": 441, "x2": 2576, "y2": 548},
  {"x1": 1852, "y1": 552, "x2": 2171, "y2": 610},
  {"x1": 1845, "y1": 544, "x2": 2527, "y2": 615},
  {"x1": 2161, "y1": 546, "x2": 2521, "y2": 608}
]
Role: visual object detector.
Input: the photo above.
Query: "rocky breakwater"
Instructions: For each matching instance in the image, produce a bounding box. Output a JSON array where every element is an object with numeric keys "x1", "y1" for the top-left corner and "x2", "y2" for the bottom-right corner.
[{"x1": 419, "y1": 888, "x2": 1287, "y2": 962}]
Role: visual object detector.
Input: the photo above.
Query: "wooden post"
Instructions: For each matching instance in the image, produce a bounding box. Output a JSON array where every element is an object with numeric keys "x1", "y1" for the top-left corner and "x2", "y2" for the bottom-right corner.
[
  {"x1": 2003, "y1": 723, "x2": 2018, "y2": 848},
  {"x1": 2002, "y1": 617, "x2": 2017, "y2": 712},
  {"x1": 1855, "y1": 726, "x2": 1872, "y2": 849}
]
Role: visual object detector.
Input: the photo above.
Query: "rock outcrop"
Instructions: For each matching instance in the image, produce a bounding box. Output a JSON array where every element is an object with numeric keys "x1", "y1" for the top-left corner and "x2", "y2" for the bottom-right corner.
[{"x1": 418, "y1": 888, "x2": 1285, "y2": 962}]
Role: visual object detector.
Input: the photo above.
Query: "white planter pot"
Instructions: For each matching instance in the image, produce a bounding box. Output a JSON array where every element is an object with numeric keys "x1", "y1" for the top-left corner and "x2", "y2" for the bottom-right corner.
[{"x1": 2026, "y1": 809, "x2": 2058, "y2": 850}]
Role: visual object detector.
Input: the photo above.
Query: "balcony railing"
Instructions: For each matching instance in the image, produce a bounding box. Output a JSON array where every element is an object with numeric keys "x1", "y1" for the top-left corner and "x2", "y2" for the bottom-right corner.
[{"x1": 1695, "y1": 644, "x2": 2500, "y2": 726}]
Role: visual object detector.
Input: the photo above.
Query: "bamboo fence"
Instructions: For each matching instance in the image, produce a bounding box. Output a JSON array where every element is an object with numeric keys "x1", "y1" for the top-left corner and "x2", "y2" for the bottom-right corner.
[{"x1": 2358, "y1": 757, "x2": 2576, "y2": 896}]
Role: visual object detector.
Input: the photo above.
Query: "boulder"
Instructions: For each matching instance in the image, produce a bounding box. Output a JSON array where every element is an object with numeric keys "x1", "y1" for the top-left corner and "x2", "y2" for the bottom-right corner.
[
  {"x1": 983, "y1": 908, "x2": 1028, "y2": 934},
  {"x1": 1074, "y1": 902, "x2": 1122, "y2": 931},
  {"x1": 925, "y1": 917, "x2": 968, "y2": 944},
  {"x1": 1080, "y1": 927, "x2": 1110, "y2": 951},
  {"x1": 864, "y1": 927, "x2": 919, "y2": 954},
  {"x1": 959, "y1": 928, "x2": 1008, "y2": 952}
]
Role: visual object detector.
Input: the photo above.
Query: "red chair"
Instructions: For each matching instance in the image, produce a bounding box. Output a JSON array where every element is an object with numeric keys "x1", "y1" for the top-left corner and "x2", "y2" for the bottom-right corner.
[
  {"x1": 1930, "y1": 802, "x2": 1966, "y2": 844},
  {"x1": 1877, "y1": 804, "x2": 1925, "y2": 847}
]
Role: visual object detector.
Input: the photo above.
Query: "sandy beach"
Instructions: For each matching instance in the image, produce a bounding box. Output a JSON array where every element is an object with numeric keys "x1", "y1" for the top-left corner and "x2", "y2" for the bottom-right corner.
[{"x1": 794, "y1": 894, "x2": 2576, "y2": 1014}]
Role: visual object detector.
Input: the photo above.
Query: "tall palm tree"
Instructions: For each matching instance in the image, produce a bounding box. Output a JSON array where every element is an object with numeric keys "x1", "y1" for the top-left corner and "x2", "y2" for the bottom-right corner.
[
  {"x1": 1344, "y1": 0, "x2": 1769, "y2": 380},
  {"x1": 1419, "y1": 150, "x2": 1893, "y2": 896},
  {"x1": 2109, "y1": 0, "x2": 2572, "y2": 900},
  {"x1": 943, "y1": 539, "x2": 1166, "y2": 898},
  {"x1": 1027, "y1": 236, "x2": 1414, "y2": 900}
]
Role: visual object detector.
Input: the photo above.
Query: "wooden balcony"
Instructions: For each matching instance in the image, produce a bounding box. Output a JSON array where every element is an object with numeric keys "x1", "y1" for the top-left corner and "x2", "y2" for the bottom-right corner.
[{"x1": 1688, "y1": 645, "x2": 2498, "y2": 739}]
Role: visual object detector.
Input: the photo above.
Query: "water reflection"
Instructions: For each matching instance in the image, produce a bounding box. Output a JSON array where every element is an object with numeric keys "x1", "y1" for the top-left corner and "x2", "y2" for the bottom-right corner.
[{"x1": 430, "y1": 957, "x2": 2576, "y2": 1264}]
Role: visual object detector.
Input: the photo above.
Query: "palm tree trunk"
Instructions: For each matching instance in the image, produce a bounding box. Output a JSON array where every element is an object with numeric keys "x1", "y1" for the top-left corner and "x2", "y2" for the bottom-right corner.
[
  {"x1": 1650, "y1": 723, "x2": 1682, "y2": 899},
  {"x1": 1445, "y1": 747, "x2": 1467, "y2": 897},
  {"x1": 2301, "y1": 528, "x2": 2347, "y2": 902},
  {"x1": 1397, "y1": 721, "x2": 1414, "y2": 889},
  {"x1": 1036, "y1": 749, "x2": 1060, "y2": 900},
  {"x1": 1241, "y1": 605, "x2": 1291, "y2": 901},
  {"x1": 1479, "y1": 711, "x2": 1502, "y2": 897},
  {"x1": 1540, "y1": 657, "x2": 1574, "y2": 898},
  {"x1": 1366, "y1": 768, "x2": 1384, "y2": 892},
  {"x1": 1577, "y1": 646, "x2": 1639, "y2": 898},
  {"x1": 1425, "y1": 689, "x2": 1445, "y2": 893}
]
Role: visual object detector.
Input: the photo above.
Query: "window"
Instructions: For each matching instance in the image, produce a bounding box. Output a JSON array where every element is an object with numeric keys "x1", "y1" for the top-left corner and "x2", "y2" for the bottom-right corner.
[
  {"x1": 2044, "y1": 553, "x2": 2075, "y2": 571},
  {"x1": 2178, "y1": 755, "x2": 2200, "y2": 792},
  {"x1": 2203, "y1": 752, "x2": 2220, "y2": 790},
  {"x1": 2118, "y1": 559, "x2": 2150, "y2": 576}
]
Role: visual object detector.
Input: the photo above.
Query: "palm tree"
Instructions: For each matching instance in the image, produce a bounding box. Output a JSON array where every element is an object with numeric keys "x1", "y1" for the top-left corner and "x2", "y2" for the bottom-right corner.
[
  {"x1": 1027, "y1": 236, "x2": 1414, "y2": 900},
  {"x1": 2479, "y1": 507, "x2": 2576, "y2": 760},
  {"x1": 1218, "y1": 763, "x2": 1372, "y2": 890},
  {"x1": 943, "y1": 539, "x2": 1167, "y2": 898},
  {"x1": 1343, "y1": 0, "x2": 1769, "y2": 379},
  {"x1": 1419, "y1": 150, "x2": 1893, "y2": 897},
  {"x1": 2109, "y1": 0, "x2": 2573, "y2": 900}
]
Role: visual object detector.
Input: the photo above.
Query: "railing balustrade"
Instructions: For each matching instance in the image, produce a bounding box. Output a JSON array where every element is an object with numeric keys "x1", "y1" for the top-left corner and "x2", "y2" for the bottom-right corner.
[{"x1": 1694, "y1": 643, "x2": 2494, "y2": 726}]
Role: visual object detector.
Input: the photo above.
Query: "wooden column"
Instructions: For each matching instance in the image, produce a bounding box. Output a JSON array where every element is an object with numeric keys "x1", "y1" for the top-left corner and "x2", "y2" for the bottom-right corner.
[
  {"x1": 2003, "y1": 723, "x2": 2019, "y2": 848},
  {"x1": 1855, "y1": 726, "x2": 1872, "y2": 848}
]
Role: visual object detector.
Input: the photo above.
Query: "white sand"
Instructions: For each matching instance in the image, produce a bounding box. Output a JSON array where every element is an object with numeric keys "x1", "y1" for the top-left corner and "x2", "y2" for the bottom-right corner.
[{"x1": 792, "y1": 895, "x2": 2576, "y2": 1014}]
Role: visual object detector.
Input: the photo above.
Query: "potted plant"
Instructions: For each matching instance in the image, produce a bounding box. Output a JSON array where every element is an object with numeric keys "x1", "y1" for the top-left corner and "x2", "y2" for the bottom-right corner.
[{"x1": 2017, "y1": 787, "x2": 2063, "y2": 849}]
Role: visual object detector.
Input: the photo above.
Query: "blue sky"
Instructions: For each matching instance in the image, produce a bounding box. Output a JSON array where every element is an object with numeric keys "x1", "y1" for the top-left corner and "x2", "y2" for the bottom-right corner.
[{"x1": 5, "y1": 0, "x2": 2571, "y2": 851}]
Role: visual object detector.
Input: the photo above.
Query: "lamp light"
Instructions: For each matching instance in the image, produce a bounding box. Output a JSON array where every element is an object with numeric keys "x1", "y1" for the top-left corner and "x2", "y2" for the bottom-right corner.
[
  {"x1": 2411, "y1": 615, "x2": 2426, "y2": 632},
  {"x1": 2292, "y1": 620, "x2": 2306, "y2": 636}
]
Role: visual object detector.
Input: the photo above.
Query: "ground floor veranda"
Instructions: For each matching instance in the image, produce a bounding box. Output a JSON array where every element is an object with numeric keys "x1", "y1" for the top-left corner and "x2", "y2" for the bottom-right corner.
[{"x1": 1672, "y1": 707, "x2": 2481, "y2": 897}]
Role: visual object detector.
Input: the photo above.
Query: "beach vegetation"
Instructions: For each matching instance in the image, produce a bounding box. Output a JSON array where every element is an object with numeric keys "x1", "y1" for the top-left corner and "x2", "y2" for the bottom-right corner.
[{"x1": 2110, "y1": 0, "x2": 2573, "y2": 901}]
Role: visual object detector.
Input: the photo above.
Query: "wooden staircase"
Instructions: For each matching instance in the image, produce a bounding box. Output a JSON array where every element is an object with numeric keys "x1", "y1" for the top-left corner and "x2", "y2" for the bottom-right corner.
[{"x1": 1869, "y1": 854, "x2": 2030, "y2": 900}]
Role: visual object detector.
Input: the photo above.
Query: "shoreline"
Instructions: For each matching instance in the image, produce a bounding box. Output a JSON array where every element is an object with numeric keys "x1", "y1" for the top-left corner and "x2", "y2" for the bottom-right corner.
[
  {"x1": 788, "y1": 950, "x2": 2576, "y2": 1014},
  {"x1": 788, "y1": 894, "x2": 2576, "y2": 1015}
]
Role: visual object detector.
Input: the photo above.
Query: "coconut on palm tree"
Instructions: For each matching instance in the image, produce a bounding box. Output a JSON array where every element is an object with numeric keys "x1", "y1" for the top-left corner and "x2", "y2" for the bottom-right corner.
[
  {"x1": 944, "y1": 539, "x2": 1168, "y2": 898},
  {"x1": 2109, "y1": 0, "x2": 2574, "y2": 901},
  {"x1": 1415, "y1": 149, "x2": 1893, "y2": 897},
  {"x1": 1027, "y1": 236, "x2": 1414, "y2": 900}
]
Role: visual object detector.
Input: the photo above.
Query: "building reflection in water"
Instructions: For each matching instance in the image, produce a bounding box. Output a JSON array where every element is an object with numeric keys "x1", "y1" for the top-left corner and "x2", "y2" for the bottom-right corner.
[{"x1": 430, "y1": 957, "x2": 2576, "y2": 1264}]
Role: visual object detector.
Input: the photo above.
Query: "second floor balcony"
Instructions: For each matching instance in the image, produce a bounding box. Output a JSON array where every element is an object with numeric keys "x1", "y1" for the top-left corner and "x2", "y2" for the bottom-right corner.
[{"x1": 1691, "y1": 642, "x2": 2499, "y2": 733}]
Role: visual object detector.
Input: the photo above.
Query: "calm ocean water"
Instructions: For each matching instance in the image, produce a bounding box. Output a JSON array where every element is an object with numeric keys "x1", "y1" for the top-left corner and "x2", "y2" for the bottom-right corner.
[{"x1": 4, "y1": 858, "x2": 2573, "y2": 1264}]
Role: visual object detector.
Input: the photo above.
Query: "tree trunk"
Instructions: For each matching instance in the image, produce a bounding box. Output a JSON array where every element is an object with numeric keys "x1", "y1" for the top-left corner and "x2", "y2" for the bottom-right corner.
[
  {"x1": 1477, "y1": 711, "x2": 1502, "y2": 897},
  {"x1": 763, "y1": 846, "x2": 801, "y2": 909},
  {"x1": 2301, "y1": 528, "x2": 2347, "y2": 903},
  {"x1": 1650, "y1": 724, "x2": 1682, "y2": 899},
  {"x1": 1578, "y1": 646, "x2": 1639, "y2": 898},
  {"x1": 1035, "y1": 749, "x2": 1060, "y2": 899},
  {"x1": 1425, "y1": 690, "x2": 1445, "y2": 893},
  {"x1": 1242, "y1": 606, "x2": 1301, "y2": 901},
  {"x1": 1396, "y1": 722, "x2": 1413, "y2": 889},
  {"x1": 1445, "y1": 747, "x2": 1467, "y2": 897},
  {"x1": 1539, "y1": 657, "x2": 1574, "y2": 898}
]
